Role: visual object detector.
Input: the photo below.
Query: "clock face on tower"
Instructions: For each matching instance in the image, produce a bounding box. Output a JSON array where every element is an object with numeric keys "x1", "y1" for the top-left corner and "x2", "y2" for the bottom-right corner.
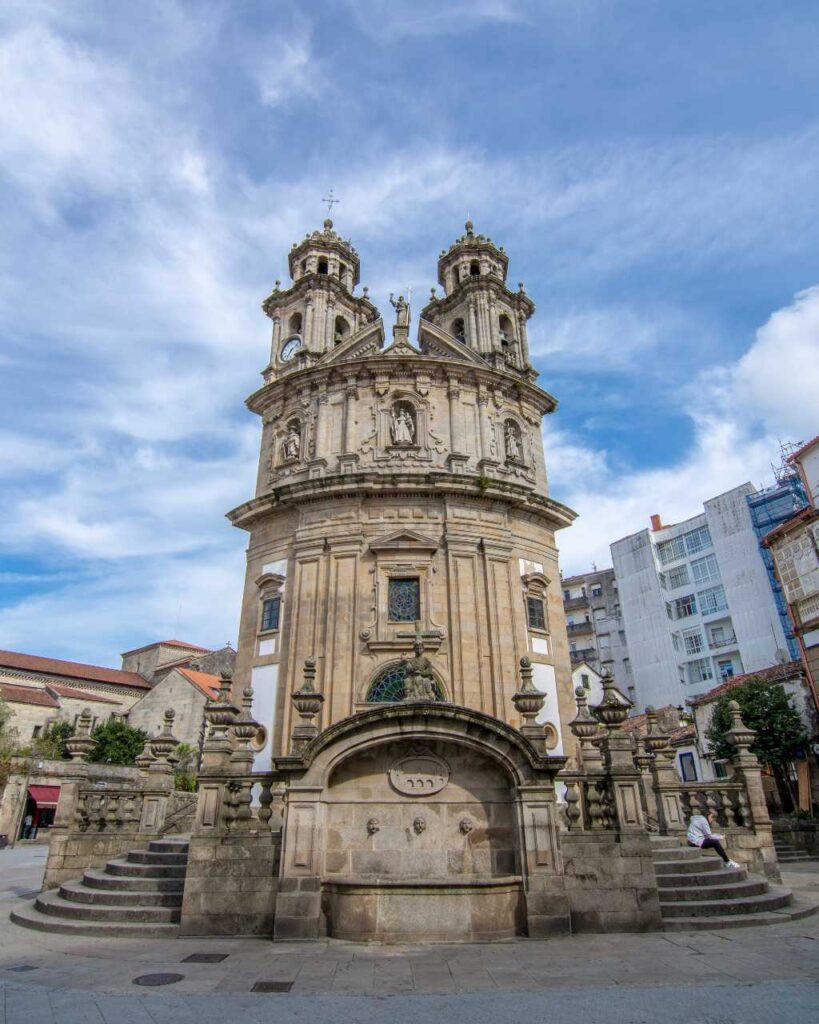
[{"x1": 280, "y1": 336, "x2": 302, "y2": 362}]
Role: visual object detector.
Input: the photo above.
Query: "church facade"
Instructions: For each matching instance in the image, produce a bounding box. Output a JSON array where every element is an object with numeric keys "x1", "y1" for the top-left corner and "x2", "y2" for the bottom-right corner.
[{"x1": 229, "y1": 219, "x2": 578, "y2": 767}]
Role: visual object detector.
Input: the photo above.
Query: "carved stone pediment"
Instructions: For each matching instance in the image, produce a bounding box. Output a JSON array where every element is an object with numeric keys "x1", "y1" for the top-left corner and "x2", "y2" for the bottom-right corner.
[
  {"x1": 315, "y1": 319, "x2": 385, "y2": 366},
  {"x1": 417, "y1": 319, "x2": 486, "y2": 366},
  {"x1": 369, "y1": 529, "x2": 440, "y2": 554},
  {"x1": 381, "y1": 335, "x2": 422, "y2": 358}
]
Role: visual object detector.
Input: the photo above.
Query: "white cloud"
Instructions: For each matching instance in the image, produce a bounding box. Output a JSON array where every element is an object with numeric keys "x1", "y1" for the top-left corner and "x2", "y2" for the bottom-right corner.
[{"x1": 550, "y1": 286, "x2": 818, "y2": 574}]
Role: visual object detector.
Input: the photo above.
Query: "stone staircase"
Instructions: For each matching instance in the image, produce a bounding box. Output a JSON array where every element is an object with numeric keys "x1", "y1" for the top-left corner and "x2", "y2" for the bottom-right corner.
[
  {"x1": 773, "y1": 836, "x2": 817, "y2": 863},
  {"x1": 651, "y1": 835, "x2": 814, "y2": 931},
  {"x1": 11, "y1": 838, "x2": 189, "y2": 938}
]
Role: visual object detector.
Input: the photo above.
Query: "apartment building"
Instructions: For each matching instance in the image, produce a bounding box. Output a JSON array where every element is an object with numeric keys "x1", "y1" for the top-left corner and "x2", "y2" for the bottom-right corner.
[
  {"x1": 561, "y1": 568, "x2": 633, "y2": 700},
  {"x1": 611, "y1": 483, "x2": 790, "y2": 710}
]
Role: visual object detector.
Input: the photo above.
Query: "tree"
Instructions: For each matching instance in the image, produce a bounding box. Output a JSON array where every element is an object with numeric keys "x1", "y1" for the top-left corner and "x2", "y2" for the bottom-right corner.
[
  {"x1": 706, "y1": 677, "x2": 807, "y2": 807},
  {"x1": 173, "y1": 742, "x2": 198, "y2": 792},
  {"x1": 0, "y1": 694, "x2": 18, "y2": 787},
  {"x1": 32, "y1": 720, "x2": 74, "y2": 761},
  {"x1": 88, "y1": 719, "x2": 147, "y2": 766}
]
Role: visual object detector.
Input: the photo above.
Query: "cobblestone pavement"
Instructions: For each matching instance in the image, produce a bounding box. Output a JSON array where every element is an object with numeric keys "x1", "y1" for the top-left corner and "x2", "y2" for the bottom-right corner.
[{"x1": 1, "y1": 846, "x2": 817, "y2": 1023}]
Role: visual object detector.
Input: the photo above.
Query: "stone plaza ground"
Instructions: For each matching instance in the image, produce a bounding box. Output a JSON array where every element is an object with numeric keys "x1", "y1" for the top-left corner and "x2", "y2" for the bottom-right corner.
[{"x1": 1, "y1": 844, "x2": 818, "y2": 1023}]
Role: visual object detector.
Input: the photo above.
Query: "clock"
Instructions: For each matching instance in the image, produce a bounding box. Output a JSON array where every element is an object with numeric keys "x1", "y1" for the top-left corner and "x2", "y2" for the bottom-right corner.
[{"x1": 280, "y1": 336, "x2": 302, "y2": 361}]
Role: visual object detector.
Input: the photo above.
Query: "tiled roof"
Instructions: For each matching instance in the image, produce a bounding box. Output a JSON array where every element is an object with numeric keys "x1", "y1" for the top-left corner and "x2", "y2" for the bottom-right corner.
[
  {"x1": 0, "y1": 649, "x2": 150, "y2": 690},
  {"x1": 179, "y1": 669, "x2": 221, "y2": 700},
  {"x1": 0, "y1": 682, "x2": 59, "y2": 708},
  {"x1": 46, "y1": 684, "x2": 120, "y2": 705},
  {"x1": 160, "y1": 639, "x2": 211, "y2": 651},
  {"x1": 669, "y1": 724, "x2": 696, "y2": 745},
  {"x1": 688, "y1": 662, "x2": 804, "y2": 707},
  {"x1": 788, "y1": 434, "x2": 819, "y2": 463},
  {"x1": 620, "y1": 705, "x2": 679, "y2": 737}
]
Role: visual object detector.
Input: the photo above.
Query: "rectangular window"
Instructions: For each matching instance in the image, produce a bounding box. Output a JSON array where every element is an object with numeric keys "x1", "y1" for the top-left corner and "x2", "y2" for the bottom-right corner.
[
  {"x1": 657, "y1": 535, "x2": 686, "y2": 565},
  {"x1": 526, "y1": 595, "x2": 547, "y2": 631},
  {"x1": 563, "y1": 589, "x2": 570, "y2": 601},
  {"x1": 714, "y1": 761, "x2": 728, "y2": 779},
  {"x1": 718, "y1": 659, "x2": 735, "y2": 678},
  {"x1": 581, "y1": 672, "x2": 590, "y2": 690},
  {"x1": 261, "y1": 596, "x2": 281, "y2": 632},
  {"x1": 685, "y1": 525, "x2": 711, "y2": 555},
  {"x1": 32, "y1": 725, "x2": 42, "y2": 738},
  {"x1": 591, "y1": 584, "x2": 603, "y2": 598},
  {"x1": 682, "y1": 627, "x2": 704, "y2": 655},
  {"x1": 668, "y1": 565, "x2": 690, "y2": 589},
  {"x1": 674, "y1": 594, "x2": 697, "y2": 619},
  {"x1": 388, "y1": 578, "x2": 421, "y2": 622},
  {"x1": 598, "y1": 634, "x2": 611, "y2": 649},
  {"x1": 594, "y1": 607, "x2": 606, "y2": 621},
  {"x1": 690, "y1": 553, "x2": 720, "y2": 585},
  {"x1": 679, "y1": 752, "x2": 698, "y2": 782},
  {"x1": 698, "y1": 584, "x2": 727, "y2": 615},
  {"x1": 688, "y1": 658, "x2": 714, "y2": 683}
]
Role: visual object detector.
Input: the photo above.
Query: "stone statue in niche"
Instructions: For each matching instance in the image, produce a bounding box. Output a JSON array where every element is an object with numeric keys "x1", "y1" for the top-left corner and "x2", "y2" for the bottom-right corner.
[
  {"x1": 504, "y1": 421, "x2": 522, "y2": 463},
  {"x1": 282, "y1": 422, "x2": 301, "y2": 461},
  {"x1": 390, "y1": 404, "x2": 415, "y2": 446},
  {"x1": 401, "y1": 639, "x2": 437, "y2": 701}
]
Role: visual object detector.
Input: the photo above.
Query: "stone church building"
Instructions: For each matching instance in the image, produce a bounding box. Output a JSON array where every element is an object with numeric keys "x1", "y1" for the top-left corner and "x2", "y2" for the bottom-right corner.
[
  {"x1": 230, "y1": 218, "x2": 577, "y2": 769},
  {"x1": 17, "y1": 220, "x2": 792, "y2": 943}
]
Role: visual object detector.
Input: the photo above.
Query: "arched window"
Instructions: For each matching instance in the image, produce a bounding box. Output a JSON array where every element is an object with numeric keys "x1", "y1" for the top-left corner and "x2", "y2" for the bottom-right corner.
[
  {"x1": 470, "y1": 260, "x2": 480, "y2": 276},
  {"x1": 498, "y1": 314, "x2": 513, "y2": 347},
  {"x1": 317, "y1": 258, "x2": 328, "y2": 275},
  {"x1": 366, "y1": 663, "x2": 444, "y2": 703},
  {"x1": 289, "y1": 311, "x2": 303, "y2": 335},
  {"x1": 451, "y1": 317, "x2": 465, "y2": 342},
  {"x1": 334, "y1": 315, "x2": 350, "y2": 344},
  {"x1": 300, "y1": 260, "x2": 308, "y2": 276}
]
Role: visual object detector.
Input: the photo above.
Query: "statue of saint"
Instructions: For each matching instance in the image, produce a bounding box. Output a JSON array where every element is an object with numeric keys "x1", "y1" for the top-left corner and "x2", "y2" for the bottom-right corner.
[
  {"x1": 282, "y1": 427, "x2": 300, "y2": 461},
  {"x1": 401, "y1": 639, "x2": 438, "y2": 701},
  {"x1": 389, "y1": 293, "x2": 410, "y2": 327},
  {"x1": 390, "y1": 406, "x2": 415, "y2": 445},
  {"x1": 505, "y1": 424, "x2": 521, "y2": 462}
]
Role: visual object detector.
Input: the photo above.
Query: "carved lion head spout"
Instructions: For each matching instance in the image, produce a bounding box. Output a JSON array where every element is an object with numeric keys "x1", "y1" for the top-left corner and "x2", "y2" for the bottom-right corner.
[
  {"x1": 412, "y1": 816, "x2": 426, "y2": 835},
  {"x1": 366, "y1": 818, "x2": 380, "y2": 836}
]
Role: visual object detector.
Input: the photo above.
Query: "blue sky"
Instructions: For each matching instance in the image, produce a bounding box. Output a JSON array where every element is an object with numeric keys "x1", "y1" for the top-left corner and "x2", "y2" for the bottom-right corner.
[{"x1": 1, "y1": 0, "x2": 817, "y2": 666}]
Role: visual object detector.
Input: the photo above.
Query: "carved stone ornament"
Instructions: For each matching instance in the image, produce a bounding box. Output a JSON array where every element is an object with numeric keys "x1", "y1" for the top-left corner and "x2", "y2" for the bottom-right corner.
[
  {"x1": 459, "y1": 817, "x2": 473, "y2": 835},
  {"x1": 366, "y1": 818, "x2": 380, "y2": 835},
  {"x1": 388, "y1": 750, "x2": 450, "y2": 797},
  {"x1": 413, "y1": 816, "x2": 426, "y2": 835}
]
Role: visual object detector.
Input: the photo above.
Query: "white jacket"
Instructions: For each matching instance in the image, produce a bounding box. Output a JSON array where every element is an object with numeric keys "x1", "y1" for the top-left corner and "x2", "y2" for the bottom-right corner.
[{"x1": 687, "y1": 814, "x2": 721, "y2": 846}]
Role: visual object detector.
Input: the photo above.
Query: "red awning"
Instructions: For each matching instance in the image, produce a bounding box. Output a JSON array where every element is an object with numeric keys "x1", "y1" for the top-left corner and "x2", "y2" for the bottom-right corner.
[{"x1": 28, "y1": 784, "x2": 60, "y2": 808}]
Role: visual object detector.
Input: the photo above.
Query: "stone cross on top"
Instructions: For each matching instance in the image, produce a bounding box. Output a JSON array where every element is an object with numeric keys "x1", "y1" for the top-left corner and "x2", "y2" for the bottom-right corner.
[{"x1": 322, "y1": 189, "x2": 340, "y2": 217}]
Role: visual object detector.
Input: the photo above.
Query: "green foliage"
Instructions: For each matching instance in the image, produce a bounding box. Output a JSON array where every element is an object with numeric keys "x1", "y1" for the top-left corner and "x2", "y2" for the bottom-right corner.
[
  {"x1": 0, "y1": 696, "x2": 19, "y2": 786},
  {"x1": 706, "y1": 677, "x2": 808, "y2": 768},
  {"x1": 32, "y1": 720, "x2": 74, "y2": 761},
  {"x1": 88, "y1": 719, "x2": 147, "y2": 766},
  {"x1": 173, "y1": 742, "x2": 198, "y2": 792}
]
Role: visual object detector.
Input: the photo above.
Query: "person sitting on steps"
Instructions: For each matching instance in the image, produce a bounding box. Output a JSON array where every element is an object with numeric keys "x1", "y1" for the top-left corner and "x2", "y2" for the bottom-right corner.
[{"x1": 687, "y1": 809, "x2": 741, "y2": 869}]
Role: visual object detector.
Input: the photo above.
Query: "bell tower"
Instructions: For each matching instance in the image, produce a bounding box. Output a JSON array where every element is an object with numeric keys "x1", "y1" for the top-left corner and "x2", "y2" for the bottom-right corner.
[
  {"x1": 420, "y1": 220, "x2": 535, "y2": 377},
  {"x1": 261, "y1": 218, "x2": 379, "y2": 380}
]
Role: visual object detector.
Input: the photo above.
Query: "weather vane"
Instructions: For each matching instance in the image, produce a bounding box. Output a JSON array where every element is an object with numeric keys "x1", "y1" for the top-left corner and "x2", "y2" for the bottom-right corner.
[{"x1": 322, "y1": 189, "x2": 340, "y2": 217}]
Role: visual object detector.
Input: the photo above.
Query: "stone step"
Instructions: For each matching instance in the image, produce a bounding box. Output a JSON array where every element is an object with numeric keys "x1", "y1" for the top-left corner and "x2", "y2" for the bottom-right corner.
[
  {"x1": 148, "y1": 838, "x2": 190, "y2": 854},
  {"x1": 653, "y1": 856, "x2": 723, "y2": 876},
  {"x1": 127, "y1": 849, "x2": 188, "y2": 866},
  {"x1": 777, "y1": 852, "x2": 816, "y2": 862},
  {"x1": 651, "y1": 847, "x2": 709, "y2": 862},
  {"x1": 659, "y1": 887, "x2": 792, "y2": 919},
  {"x1": 663, "y1": 897, "x2": 818, "y2": 931},
  {"x1": 34, "y1": 890, "x2": 180, "y2": 924},
  {"x1": 648, "y1": 836, "x2": 684, "y2": 850},
  {"x1": 10, "y1": 901, "x2": 179, "y2": 938},
  {"x1": 105, "y1": 858, "x2": 187, "y2": 879},
  {"x1": 60, "y1": 881, "x2": 183, "y2": 908},
  {"x1": 657, "y1": 878, "x2": 769, "y2": 902},
  {"x1": 655, "y1": 866, "x2": 747, "y2": 887},
  {"x1": 82, "y1": 868, "x2": 184, "y2": 893}
]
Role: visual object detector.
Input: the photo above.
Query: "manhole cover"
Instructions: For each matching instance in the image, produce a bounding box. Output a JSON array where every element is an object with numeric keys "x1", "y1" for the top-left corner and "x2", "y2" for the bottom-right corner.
[
  {"x1": 183, "y1": 953, "x2": 229, "y2": 963},
  {"x1": 251, "y1": 981, "x2": 293, "y2": 993},
  {"x1": 133, "y1": 973, "x2": 185, "y2": 987},
  {"x1": 8, "y1": 965, "x2": 38, "y2": 973}
]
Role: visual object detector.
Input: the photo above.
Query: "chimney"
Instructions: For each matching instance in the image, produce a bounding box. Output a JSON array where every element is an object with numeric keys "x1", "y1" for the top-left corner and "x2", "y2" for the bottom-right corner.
[{"x1": 650, "y1": 514, "x2": 663, "y2": 532}]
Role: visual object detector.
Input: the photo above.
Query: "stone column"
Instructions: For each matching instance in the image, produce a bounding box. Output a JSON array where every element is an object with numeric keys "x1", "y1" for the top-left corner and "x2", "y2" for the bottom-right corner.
[
  {"x1": 645, "y1": 706, "x2": 686, "y2": 834},
  {"x1": 338, "y1": 378, "x2": 359, "y2": 473},
  {"x1": 517, "y1": 310, "x2": 531, "y2": 365},
  {"x1": 468, "y1": 300, "x2": 479, "y2": 351},
  {"x1": 304, "y1": 299, "x2": 314, "y2": 348},
  {"x1": 269, "y1": 315, "x2": 281, "y2": 364},
  {"x1": 324, "y1": 299, "x2": 335, "y2": 351}
]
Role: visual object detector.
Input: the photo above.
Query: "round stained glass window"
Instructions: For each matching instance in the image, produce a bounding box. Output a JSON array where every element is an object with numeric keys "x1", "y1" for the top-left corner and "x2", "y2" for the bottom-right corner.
[{"x1": 366, "y1": 664, "x2": 444, "y2": 703}]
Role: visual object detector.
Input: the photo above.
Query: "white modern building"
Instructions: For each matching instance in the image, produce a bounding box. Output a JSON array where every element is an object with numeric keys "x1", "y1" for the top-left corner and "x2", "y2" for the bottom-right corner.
[
  {"x1": 561, "y1": 568, "x2": 633, "y2": 700},
  {"x1": 611, "y1": 483, "x2": 790, "y2": 710}
]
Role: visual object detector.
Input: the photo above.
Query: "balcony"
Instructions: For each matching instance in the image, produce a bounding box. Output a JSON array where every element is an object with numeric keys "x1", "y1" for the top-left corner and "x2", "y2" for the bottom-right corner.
[
  {"x1": 567, "y1": 620, "x2": 594, "y2": 636},
  {"x1": 569, "y1": 647, "x2": 596, "y2": 664},
  {"x1": 708, "y1": 635, "x2": 738, "y2": 650},
  {"x1": 564, "y1": 596, "x2": 589, "y2": 612}
]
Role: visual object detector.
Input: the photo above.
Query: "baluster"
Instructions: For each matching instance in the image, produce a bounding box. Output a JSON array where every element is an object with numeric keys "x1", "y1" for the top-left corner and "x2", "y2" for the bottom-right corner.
[
  {"x1": 736, "y1": 788, "x2": 751, "y2": 829},
  {"x1": 705, "y1": 790, "x2": 719, "y2": 825},
  {"x1": 258, "y1": 778, "x2": 274, "y2": 829},
  {"x1": 720, "y1": 788, "x2": 738, "y2": 827},
  {"x1": 564, "y1": 780, "x2": 582, "y2": 831}
]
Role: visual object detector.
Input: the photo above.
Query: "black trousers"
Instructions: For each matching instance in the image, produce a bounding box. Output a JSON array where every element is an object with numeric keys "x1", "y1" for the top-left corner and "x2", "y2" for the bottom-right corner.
[{"x1": 689, "y1": 837, "x2": 729, "y2": 863}]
